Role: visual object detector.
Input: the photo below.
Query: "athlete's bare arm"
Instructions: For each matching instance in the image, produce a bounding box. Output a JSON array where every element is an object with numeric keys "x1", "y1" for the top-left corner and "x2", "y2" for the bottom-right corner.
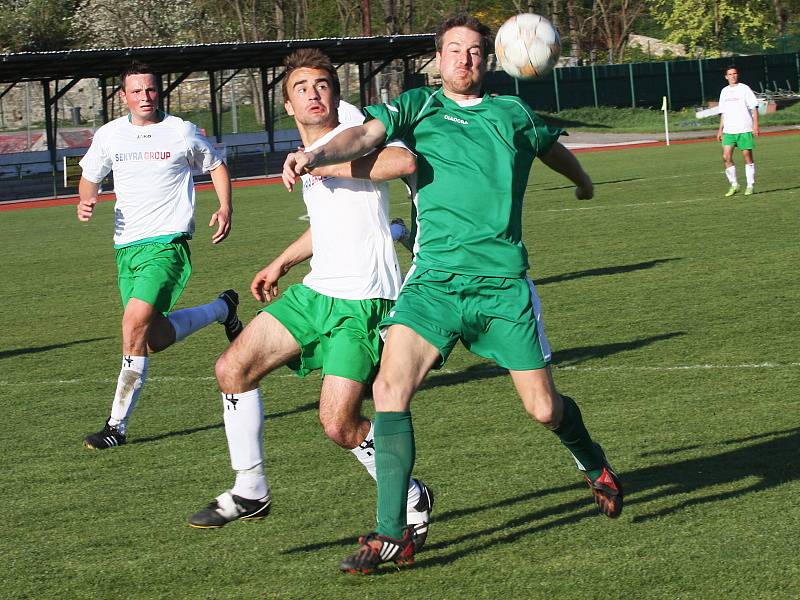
[
  {"x1": 208, "y1": 162, "x2": 233, "y2": 244},
  {"x1": 539, "y1": 142, "x2": 594, "y2": 200},
  {"x1": 77, "y1": 177, "x2": 100, "y2": 221},
  {"x1": 310, "y1": 146, "x2": 415, "y2": 182},
  {"x1": 282, "y1": 119, "x2": 388, "y2": 191},
  {"x1": 250, "y1": 228, "x2": 313, "y2": 303}
]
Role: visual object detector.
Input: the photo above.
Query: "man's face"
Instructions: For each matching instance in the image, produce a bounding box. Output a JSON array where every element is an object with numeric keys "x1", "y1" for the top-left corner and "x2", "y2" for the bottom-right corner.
[
  {"x1": 725, "y1": 69, "x2": 739, "y2": 85},
  {"x1": 436, "y1": 26, "x2": 486, "y2": 96},
  {"x1": 284, "y1": 67, "x2": 338, "y2": 128},
  {"x1": 120, "y1": 73, "x2": 159, "y2": 124}
]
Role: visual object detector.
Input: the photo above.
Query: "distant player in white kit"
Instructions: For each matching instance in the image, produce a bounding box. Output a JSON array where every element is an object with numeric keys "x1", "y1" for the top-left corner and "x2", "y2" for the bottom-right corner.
[
  {"x1": 77, "y1": 62, "x2": 243, "y2": 449},
  {"x1": 187, "y1": 49, "x2": 434, "y2": 551},
  {"x1": 716, "y1": 66, "x2": 759, "y2": 197}
]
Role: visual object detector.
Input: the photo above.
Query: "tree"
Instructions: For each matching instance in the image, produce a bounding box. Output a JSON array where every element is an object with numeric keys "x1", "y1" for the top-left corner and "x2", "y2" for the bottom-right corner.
[
  {"x1": 653, "y1": 0, "x2": 776, "y2": 56},
  {"x1": 71, "y1": 0, "x2": 203, "y2": 48},
  {"x1": 0, "y1": 0, "x2": 78, "y2": 52}
]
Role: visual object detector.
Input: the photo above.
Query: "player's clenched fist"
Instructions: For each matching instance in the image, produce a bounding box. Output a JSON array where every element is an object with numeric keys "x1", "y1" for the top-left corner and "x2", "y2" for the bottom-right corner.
[
  {"x1": 77, "y1": 197, "x2": 97, "y2": 221},
  {"x1": 282, "y1": 150, "x2": 315, "y2": 192}
]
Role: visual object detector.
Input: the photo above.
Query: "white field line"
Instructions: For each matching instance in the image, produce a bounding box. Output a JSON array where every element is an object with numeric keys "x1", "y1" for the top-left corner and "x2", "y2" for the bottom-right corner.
[{"x1": 2, "y1": 361, "x2": 798, "y2": 387}]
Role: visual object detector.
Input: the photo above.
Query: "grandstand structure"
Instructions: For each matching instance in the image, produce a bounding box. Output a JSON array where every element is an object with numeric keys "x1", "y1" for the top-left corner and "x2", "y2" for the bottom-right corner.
[{"x1": 0, "y1": 35, "x2": 435, "y2": 200}]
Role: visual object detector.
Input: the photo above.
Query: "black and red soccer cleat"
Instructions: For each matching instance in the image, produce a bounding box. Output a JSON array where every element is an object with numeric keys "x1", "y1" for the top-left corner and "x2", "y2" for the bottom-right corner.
[
  {"x1": 339, "y1": 528, "x2": 416, "y2": 574},
  {"x1": 584, "y1": 447, "x2": 624, "y2": 518}
]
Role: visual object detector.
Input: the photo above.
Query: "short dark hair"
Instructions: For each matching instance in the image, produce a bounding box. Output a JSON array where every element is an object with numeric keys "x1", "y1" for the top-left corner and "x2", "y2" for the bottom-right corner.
[
  {"x1": 120, "y1": 62, "x2": 157, "y2": 90},
  {"x1": 725, "y1": 65, "x2": 738, "y2": 74},
  {"x1": 435, "y1": 14, "x2": 493, "y2": 57},
  {"x1": 281, "y1": 48, "x2": 341, "y2": 100}
]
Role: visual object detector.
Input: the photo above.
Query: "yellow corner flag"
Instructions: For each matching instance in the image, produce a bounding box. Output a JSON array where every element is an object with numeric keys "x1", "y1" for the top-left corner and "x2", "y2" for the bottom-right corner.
[{"x1": 661, "y1": 96, "x2": 667, "y2": 111}]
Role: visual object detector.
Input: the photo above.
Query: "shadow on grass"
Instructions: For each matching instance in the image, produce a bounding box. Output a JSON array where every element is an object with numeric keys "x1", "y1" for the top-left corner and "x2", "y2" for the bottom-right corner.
[
  {"x1": 419, "y1": 331, "x2": 686, "y2": 390},
  {"x1": 129, "y1": 401, "x2": 318, "y2": 445},
  {"x1": 0, "y1": 337, "x2": 113, "y2": 360},
  {"x1": 530, "y1": 176, "x2": 645, "y2": 191},
  {"x1": 748, "y1": 185, "x2": 800, "y2": 195},
  {"x1": 536, "y1": 257, "x2": 682, "y2": 286},
  {"x1": 284, "y1": 427, "x2": 800, "y2": 570}
]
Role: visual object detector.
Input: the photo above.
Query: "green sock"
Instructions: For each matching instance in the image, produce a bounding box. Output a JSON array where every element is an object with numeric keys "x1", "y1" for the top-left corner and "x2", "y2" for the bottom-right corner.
[
  {"x1": 552, "y1": 395, "x2": 604, "y2": 480},
  {"x1": 374, "y1": 411, "x2": 415, "y2": 540}
]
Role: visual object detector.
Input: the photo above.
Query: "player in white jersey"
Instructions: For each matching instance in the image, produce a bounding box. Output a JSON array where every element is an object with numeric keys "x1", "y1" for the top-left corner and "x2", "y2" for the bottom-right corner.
[
  {"x1": 716, "y1": 66, "x2": 760, "y2": 196},
  {"x1": 188, "y1": 50, "x2": 434, "y2": 551},
  {"x1": 77, "y1": 62, "x2": 242, "y2": 450}
]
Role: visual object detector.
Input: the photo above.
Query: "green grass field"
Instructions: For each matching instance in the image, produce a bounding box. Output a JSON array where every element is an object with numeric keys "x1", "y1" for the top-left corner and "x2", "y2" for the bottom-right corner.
[{"x1": 3, "y1": 135, "x2": 799, "y2": 599}]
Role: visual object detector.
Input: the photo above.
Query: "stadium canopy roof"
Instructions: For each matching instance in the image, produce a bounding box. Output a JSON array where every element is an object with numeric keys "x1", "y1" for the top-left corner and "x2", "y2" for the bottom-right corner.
[
  {"x1": 0, "y1": 34, "x2": 436, "y2": 83},
  {"x1": 0, "y1": 34, "x2": 436, "y2": 190}
]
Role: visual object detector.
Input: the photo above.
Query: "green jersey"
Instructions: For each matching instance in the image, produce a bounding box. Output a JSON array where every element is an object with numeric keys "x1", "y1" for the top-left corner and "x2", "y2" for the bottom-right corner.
[{"x1": 364, "y1": 86, "x2": 563, "y2": 277}]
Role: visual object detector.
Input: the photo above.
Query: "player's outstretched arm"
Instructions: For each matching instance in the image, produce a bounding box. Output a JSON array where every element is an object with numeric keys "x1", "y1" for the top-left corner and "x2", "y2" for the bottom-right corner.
[
  {"x1": 208, "y1": 162, "x2": 233, "y2": 244},
  {"x1": 77, "y1": 177, "x2": 100, "y2": 221},
  {"x1": 310, "y1": 146, "x2": 416, "y2": 182},
  {"x1": 251, "y1": 228, "x2": 313, "y2": 303},
  {"x1": 540, "y1": 142, "x2": 594, "y2": 200},
  {"x1": 282, "y1": 119, "x2": 388, "y2": 191}
]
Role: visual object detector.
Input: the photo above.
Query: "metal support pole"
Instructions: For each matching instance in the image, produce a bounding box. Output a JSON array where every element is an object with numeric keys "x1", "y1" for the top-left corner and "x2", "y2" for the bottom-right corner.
[
  {"x1": 358, "y1": 63, "x2": 367, "y2": 108},
  {"x1": 553, "y1": 69, "x2": 560, "y2": 112},
  {"x1": 591, "y1": 64, "x2": 598, "y2": 108},
  {"x1": 260, "y1": 67, "x2": 273, "y2": 153},
  {"x1": 796, "y1": 52, "x2": 800, "y2": 93},
  {"x1": 629, "y1": 63, "x2": 635, "y2": 108},
  {"x1": 698, "y1": 59, "x2": 705, "y2": 104},
  {"x1": 665, "y1": 61, "x2": 672, "y2": 111},
  {"x1": 42, "y1": 81, "x2": 57, "y2": 197},
  {"x1": 209, "y1": 71, "x2": 221, "y2": 142},
  {"x1": 100, "y1": 78, "x2": 109, "y2": 123}
]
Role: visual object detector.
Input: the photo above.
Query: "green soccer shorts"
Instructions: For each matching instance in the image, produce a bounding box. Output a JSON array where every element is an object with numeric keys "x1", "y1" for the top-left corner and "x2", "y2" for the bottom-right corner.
[
  {"x1": 115, "y1": 239, "x2": 192, "y2": 315},
  {"x1": 722, "y1": 132, "x2": 755, "y2": 150},
  {"x1": 381, "y1": 268, "x2": 552, "y2": 371},
  {"x1": 262, "y1": 284, "x2": 393, "y2": 383}
]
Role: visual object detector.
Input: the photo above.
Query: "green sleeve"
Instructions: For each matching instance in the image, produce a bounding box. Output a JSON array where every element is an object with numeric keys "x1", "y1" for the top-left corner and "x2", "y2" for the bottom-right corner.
[{"x1": 363, "y1": 87, "x2": 434, "y2": 143}]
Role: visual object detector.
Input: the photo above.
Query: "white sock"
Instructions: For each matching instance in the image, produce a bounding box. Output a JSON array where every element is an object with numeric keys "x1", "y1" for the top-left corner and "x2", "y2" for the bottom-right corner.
[
  {"x1": 223, "y1": 389, "x2": 268, "y2": 500},
  {"x1": 725, "y1": 166, "x2": 737, "y2": 186},
  {"x1": 350, "y1": 421, "x2": 420, "y2": 507},
  {"x1": 108, "y1": 355, "x2": 149, "y2": 435},
  {"x1": 745, "y1": 163, "x2": 755, "y2": 187},
  {"x1": 168, "y1": 298, "x2": 228, "y2": 342}
]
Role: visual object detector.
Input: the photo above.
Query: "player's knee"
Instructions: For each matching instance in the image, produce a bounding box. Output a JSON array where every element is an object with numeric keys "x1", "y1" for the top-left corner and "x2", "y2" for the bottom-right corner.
[
  {"x1": 524, "y1": 393, "x2": 559, "y2": 428},
  {"x1": 371, "y1": 376, "x2": 409, "y2": 410},
  {"x1": 215, "y1": 352, "x2": 244, "y2": 390},
  {"x1": 320, "y1": 417, "x2": 355, "y2": 448}
]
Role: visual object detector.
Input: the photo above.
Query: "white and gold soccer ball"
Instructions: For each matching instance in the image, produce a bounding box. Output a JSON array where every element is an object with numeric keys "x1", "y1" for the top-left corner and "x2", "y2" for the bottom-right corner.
[{"x1": 494, "y1": 13, "x2": 561, "y2": 80}]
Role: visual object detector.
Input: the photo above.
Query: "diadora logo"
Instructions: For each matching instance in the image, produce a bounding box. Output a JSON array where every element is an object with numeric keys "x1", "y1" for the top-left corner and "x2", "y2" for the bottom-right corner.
[
  {"x1": 136, "y1": 133, "x2": 152, "y2": 139},
  {"x1": 444, "y1": 114, "x2": 468, "y2": 125},
  {"x1": 224, "y1": 393, "x2": 239, "y2": 410}
]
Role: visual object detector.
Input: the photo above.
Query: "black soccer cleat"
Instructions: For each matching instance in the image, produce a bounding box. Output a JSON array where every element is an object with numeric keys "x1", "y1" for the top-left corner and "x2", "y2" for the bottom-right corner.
[
  {"x1": 189, "y1": 491, "x2": 271, "y2": 528},
  {"x1": 584, "y1": 445, "x2": 624, "y2": 518},
  {"x1": 218, "y1": 289, "x2": 244, "y2": 342},
  {"x1": 406, "y1": 479, "x2": 434, "y2": 552},
  {"x1": 339, "y1": 527, "x2": 416, "y2": 574},
  {"x1": 83, "y1": 422, "x2": 126, "y2": 450}
]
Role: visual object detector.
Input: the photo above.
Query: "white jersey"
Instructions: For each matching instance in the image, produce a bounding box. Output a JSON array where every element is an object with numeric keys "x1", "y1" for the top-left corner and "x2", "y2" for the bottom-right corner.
[
  {"x1": 300, "y1": 122, "x2": 403, "y2": 301},
  {"x1": 80, "y1": 113, "x2": 223, "y2": 247},
  {"x1": 337, "y1": 100, "x2": 366, "y2": 125},
  {"x1": 719, "y1": 83, "x2": 758, "y2": 134}
]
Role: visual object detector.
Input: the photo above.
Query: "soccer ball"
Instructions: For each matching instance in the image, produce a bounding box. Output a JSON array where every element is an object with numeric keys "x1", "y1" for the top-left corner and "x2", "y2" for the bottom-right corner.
[{"x1": 494, "y1": 13, "x2": 561, "y2": 80}]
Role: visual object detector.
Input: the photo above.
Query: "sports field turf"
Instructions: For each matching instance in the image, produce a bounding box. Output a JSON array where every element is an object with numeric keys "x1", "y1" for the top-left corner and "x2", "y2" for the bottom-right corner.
[{"x1": 3, "y1": 135, "x2": 799, "y2": 599}]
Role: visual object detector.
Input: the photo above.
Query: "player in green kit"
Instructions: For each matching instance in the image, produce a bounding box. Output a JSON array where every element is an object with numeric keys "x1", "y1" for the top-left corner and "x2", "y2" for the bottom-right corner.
[{"x1": 283, "y1": 14, "x2": 623, "y2": 573}]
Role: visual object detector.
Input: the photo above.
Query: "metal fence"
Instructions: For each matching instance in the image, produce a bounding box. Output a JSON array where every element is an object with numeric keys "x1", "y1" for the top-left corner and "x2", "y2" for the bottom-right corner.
[{"x1": 485, "y1": 52, "x2": 800, "y2": 112}]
